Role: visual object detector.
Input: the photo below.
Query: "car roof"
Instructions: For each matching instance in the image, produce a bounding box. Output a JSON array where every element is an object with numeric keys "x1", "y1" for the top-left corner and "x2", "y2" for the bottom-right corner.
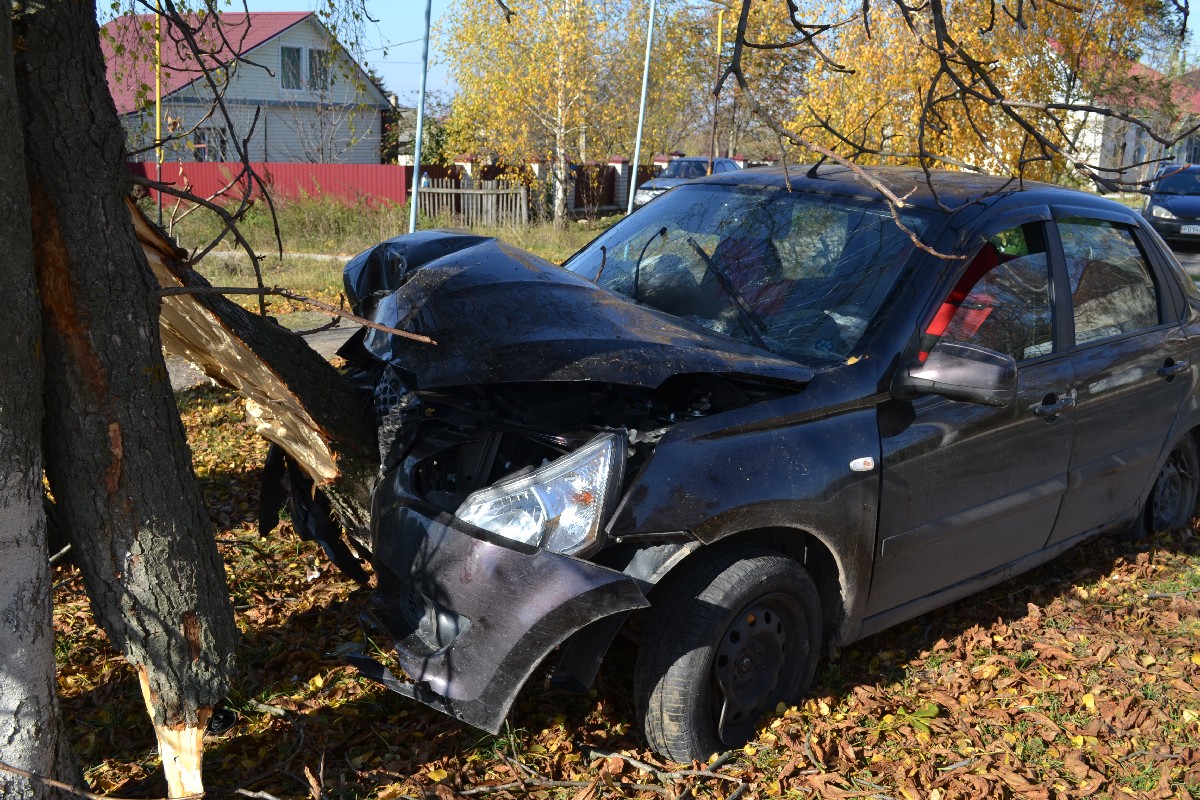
[
  {"x1": 694, "y1": 164, "x2": 1126, "y2": 216},
  {"x1": 1152, "y1": 164, "x2": 1200, "y2": 181}
]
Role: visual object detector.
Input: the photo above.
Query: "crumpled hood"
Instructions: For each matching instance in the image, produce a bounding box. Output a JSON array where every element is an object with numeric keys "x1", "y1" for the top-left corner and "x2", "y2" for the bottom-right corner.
[{"x1": 343, "y1": 231, "x2": 814, "y2": 390}]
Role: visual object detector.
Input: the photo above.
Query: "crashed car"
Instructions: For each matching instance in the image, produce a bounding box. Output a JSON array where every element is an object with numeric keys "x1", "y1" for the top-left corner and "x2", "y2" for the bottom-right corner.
[{"x1": 330, "y1": 165, "x2": 1200, "y2": 762}]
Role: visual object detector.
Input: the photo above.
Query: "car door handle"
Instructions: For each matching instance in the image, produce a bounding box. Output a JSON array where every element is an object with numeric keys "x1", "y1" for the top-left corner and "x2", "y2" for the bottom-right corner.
[
  {"x1": 1033, "y1": 396, "x2": 1076, "y2": 418},
  {"x1": 1158, "y1": 359, "x2": 1190, "y2": 378}
]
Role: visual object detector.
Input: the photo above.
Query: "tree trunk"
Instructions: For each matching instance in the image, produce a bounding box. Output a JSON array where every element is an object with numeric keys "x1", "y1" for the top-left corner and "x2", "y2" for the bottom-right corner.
[
  {"x1": 553, "y1": 52, "x2": 569, "y2": 226},
  {"x1": 12, "y1": 2, "x2": 238, "y2": 795},
  {"x1": 136, "y1": 206, "x2": 377, "y2": 531},
  {"x1": 0, "y1": 9, "x2": 76, "y2": 796}
]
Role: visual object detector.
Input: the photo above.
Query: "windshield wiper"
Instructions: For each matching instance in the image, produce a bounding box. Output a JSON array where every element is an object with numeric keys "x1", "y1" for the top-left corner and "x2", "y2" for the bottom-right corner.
[
  {"x1": 687, "y1": 236, "x2": 768, "y2": 348},
  {"x1": 633, "y1": 227, "x2": 666, "y2": 302}
]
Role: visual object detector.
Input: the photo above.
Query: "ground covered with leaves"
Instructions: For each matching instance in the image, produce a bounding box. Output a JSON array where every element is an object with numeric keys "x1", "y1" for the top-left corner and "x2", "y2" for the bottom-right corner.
[{"x1": 54, "y1": 385, "x2": 1200, "y2": 799}]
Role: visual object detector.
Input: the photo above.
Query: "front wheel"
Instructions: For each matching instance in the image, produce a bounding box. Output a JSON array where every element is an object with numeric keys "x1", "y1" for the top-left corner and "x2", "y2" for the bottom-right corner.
[{"x1": 634, "y1": 546, "x2": 822, "y2": 762}]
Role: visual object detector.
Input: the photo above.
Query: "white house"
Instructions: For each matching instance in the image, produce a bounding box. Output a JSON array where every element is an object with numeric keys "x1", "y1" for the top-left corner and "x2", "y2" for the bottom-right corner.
[
  {"x1": 102, "y1": 12, "x2": 392, "y2": 164},
  {"x1": 1071, "y1": 60, "x2": 1200, "y2": 186}
]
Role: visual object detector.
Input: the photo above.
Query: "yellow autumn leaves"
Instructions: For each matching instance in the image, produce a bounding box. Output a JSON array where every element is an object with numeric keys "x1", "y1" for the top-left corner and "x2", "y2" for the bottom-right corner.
[
  {"x1": 792, "y1": 0, "x2": 1177, "y2": 181},
  {"x1": 439, "y1": 1, "x2": 1179, "y2": 196},
  {"x1": 441, "y1": 0, "x2": 706, "y2": 170}
]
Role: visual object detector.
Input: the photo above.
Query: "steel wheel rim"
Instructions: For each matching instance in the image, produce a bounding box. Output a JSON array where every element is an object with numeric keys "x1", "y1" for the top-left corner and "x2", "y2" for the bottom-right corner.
[
  {"x1": 1152, "y1": 445, "x2": 1196, "y2": 531},
  {"x1": 712, "y1": 592, "x2": 805, "y2": 745}
]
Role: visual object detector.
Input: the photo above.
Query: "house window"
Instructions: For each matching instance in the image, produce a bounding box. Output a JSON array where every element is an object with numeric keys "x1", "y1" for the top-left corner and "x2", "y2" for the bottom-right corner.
[
  {"x1": 308, "y1": 48, "x2": 330, "y2": 91},
  {"x1": 193, "y1": 127, "x2": 227, "y2": 162},
  {"x1": 281, "y1": 46, "x2": 303, "y2": 90},
  {"x1": 281, "y1": 45, "x2": 331, "y2": 92},
  {"x1": 1188, "y1": 136, "x2": 1200, "y2": 164}
]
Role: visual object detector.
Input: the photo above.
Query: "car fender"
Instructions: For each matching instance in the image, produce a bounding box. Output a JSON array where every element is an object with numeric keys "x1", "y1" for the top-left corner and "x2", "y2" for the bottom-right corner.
[{"x1": 605, "y1": 402, "x2": 882, "y2": 643}]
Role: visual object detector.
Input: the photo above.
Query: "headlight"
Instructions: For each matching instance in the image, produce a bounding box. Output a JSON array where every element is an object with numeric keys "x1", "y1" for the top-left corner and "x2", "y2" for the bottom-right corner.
[
  {"x1": 1151, "y1": 204, "x2": 1177, "y2": 219},
  {"x1": 634, "y1": 189, "x2": 661, "y2": 205},
  {"x1": 455, "y1": 433, "x2": 626, "y2": 556}
]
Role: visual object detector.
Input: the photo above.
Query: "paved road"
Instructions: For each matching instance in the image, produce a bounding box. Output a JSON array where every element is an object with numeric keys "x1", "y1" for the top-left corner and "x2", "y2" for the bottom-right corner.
[{"x1": 1171, "y1": 241, "x2": 1200, "y2": 278}]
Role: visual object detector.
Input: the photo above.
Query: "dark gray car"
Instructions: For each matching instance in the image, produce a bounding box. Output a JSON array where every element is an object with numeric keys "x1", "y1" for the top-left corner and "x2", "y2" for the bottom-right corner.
[
  {"x1": 1143, "y1": 164, "x2": 1200, "y2": 241},
  {"x1": 306, "y1": 166, "x2": 1200, "y2": 762}
]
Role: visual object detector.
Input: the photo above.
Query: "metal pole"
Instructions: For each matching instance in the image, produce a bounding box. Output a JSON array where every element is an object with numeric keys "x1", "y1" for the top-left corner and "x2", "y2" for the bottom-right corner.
[
  {"x1": 156, "y1": 0, "x2": 163, "y2": 226},
  {"x1": 707, "y1": 9, "x2": 723, "y2": 176},
  {"x1": 627, "y1": 0, "x2": 658, "y2": 216},
  {"x1": 408, "y1": 0, "x2": 433, "y2": 234}
]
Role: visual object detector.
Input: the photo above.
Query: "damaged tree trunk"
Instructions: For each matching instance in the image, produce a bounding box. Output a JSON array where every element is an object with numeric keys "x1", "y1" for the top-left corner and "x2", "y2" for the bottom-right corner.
[
  {"x1": 0, "y1": 8, "x2": 77, "y2": 797},
  {"x1": 136, "y1": 208, "x2": 379, "y2": 533},
  {"x1": 13, "y1": 2, "x2": 238, "y2": 795}
]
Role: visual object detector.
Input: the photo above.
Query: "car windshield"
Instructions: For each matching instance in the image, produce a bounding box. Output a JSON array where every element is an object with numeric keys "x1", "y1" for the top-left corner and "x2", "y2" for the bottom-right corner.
[
  {"x1": 661, "y1": 160, "x2": 709, "y2": 179},
  {"x1": 564, "y1": 183, "x2": 938, "y2": 363},
  {"x1": 1155, "y1": 169, "x2": 1200, "y2": 195}
]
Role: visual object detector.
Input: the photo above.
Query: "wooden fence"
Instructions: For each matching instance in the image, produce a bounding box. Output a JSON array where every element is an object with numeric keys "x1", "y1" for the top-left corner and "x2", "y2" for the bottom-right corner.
[
  {"x1": 573, "y1": 163, "x2": 616, "y2": 210},
  {"x1": 416, "y1": 178, "x2": 529, "y2": 226}
]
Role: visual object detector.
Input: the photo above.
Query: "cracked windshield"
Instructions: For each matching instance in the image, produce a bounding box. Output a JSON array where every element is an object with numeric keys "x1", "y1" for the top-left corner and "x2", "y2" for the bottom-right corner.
[{"x1": 564, "y1": 183, "x2": 938, "y2": 363}]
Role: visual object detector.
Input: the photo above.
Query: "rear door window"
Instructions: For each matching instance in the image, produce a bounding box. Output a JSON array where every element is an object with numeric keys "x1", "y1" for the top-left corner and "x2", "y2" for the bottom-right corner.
[{"x1": 1057, "y1": 218, "x2": 1160, "y2": 345}]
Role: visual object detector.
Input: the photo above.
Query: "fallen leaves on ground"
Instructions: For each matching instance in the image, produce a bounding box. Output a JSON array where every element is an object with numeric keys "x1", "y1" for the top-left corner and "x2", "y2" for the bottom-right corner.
[{"x1": 53, "y1": 386, "x2": 1200, "y2": 799}]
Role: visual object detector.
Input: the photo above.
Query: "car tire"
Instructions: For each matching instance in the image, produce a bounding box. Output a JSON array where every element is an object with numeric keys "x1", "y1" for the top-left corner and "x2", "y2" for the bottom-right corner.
[
  {"x1": 1121, "y1": 433, "x2": 1200, "y2": 541},
  {"x1": 634, "y1": 545, "x2": 821, "y2": 762},
  {"x1": 1146, "y1": 433, "x2": 1200, "y2": 533}
]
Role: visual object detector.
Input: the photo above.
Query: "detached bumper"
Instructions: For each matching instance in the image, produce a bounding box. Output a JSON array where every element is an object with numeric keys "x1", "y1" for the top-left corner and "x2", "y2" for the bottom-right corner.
[{"x1": 356, "y1": 494, "x2": 648, "y2": 734}]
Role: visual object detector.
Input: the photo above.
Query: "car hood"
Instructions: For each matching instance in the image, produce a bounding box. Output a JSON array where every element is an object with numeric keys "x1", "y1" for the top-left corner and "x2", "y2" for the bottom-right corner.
[
  {"x1": 343, "y1": 231, "x2": 814, "y2": 390},
  {"x1": 1150, "y1": 193, "x2": 1200, "y2": 217},
  {"x1": 639, "y1": 177, "x2": 688, "y2": 192}
]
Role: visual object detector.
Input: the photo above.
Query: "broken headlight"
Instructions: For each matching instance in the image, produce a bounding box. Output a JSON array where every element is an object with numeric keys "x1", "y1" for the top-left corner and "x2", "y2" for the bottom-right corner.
[{"x1": 455, "y1": 433, "x2": 626, "y2": 557}]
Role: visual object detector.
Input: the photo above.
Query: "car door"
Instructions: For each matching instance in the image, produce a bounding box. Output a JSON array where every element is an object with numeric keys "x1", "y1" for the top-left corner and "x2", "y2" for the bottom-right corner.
[
  {"x1": 1045, "y1": 210, "x2": 1192, "y2": 544},
  {"x1": 867, "y1": 214, "x2": 1076, "y2": 615}
]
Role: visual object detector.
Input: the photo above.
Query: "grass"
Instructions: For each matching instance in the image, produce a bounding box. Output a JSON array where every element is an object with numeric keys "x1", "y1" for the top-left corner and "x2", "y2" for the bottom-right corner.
[{"x1": 158, "y1": 195, "x2": 616, "y2": 300}]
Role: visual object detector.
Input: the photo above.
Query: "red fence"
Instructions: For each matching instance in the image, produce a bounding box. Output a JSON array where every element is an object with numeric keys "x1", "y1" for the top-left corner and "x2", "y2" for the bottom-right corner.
[{"x1": 129, "y1": 161, "x2": 413, "y2": 206}]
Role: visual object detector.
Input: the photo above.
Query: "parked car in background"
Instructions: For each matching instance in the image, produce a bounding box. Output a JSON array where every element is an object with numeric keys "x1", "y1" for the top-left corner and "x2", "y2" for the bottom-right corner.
[
  {"x1": 1143, "y1": 163, "x2": 1200, "y2": 241},
  {"x1": 632, "y1": 156, "x2": 740, "y2": 207},
  {"x1": 327, "y1": 166, "x2": 1200, "y2": 763}
]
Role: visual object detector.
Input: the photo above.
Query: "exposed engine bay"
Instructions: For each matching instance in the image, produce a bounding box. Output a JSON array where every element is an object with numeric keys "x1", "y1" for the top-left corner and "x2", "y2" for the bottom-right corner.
[
  {"x1": 379, "y1": 370, "x2": 769, "y2": 516},
  {"x1": 257, "y1": 229, "x2": 812, "y2": 736}
]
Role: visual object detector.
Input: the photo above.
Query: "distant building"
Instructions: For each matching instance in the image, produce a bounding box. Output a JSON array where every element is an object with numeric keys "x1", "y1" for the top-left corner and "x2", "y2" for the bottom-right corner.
[
  {"x1": 1073, "y1": 60, "x2": 1200, "y2": 186},
  {"x1": 102, "y1": 12, "x2": 392, "y2": 164}
]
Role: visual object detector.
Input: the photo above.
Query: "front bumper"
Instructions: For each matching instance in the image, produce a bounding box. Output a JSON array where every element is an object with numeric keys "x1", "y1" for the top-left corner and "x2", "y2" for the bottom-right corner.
[
  {"x1": 1147, "y1": 216, "x2": 1200, "y2": 240},
  {"x1": 355, "y1": 480, "x2": 648, "y2": 734}
]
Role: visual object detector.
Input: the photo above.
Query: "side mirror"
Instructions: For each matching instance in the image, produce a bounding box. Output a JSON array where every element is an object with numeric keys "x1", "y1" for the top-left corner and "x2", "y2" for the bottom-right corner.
[{"x1": 892, "y1": 341, "x2": 1017, "y2": 407}]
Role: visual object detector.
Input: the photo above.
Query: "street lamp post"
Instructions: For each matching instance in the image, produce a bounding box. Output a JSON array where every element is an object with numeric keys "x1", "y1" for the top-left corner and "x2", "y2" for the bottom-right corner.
[
  {"x1": 627, "y1": 0, "x2": 658, "y2": 216},
  {"x1": 707, "y1": 9, "x2": 724, "y2": 176},
  {"x1": 408, "y1": 0, "x2": 433, "y2": 233}
]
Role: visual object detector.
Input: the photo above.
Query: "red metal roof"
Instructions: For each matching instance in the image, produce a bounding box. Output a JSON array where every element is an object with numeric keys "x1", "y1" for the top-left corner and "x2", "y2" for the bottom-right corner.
[{"x1": 101, "y1": 12, "x2": 312, "y2": 116}]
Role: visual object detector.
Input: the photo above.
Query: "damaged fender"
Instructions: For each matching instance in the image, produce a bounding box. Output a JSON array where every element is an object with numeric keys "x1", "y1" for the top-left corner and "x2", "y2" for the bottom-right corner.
[{"x1": 357, "y1": 476, "x2": 648, "y2": 733}]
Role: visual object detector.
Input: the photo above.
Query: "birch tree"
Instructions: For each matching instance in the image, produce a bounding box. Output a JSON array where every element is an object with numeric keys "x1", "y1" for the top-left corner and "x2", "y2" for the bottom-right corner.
[
  {"x1": 444, "y1": 0, "x2": 611, "y2": 223},
  {"x1": 715, "y1": 0, "x2": 1188, "y2": 193},
  {"x1": 0, "y1": 7, "x2": 77, "y2": 795},
  {"x1": 443, "y1": 0, "x2": 707, "y2": 224}
]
